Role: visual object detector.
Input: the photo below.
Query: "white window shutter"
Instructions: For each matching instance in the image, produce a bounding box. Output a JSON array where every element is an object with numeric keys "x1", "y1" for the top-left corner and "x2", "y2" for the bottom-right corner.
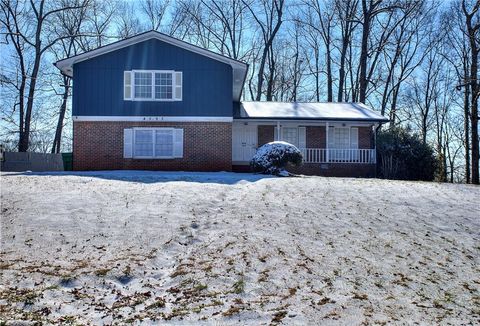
[
  {"x1": 173, "y1": 128, "x2": 184, "y2": 158},
  {"x1": 350, "y1": 127, "x2": 359, "y2": 149},
  {"x1": 123, "y1": 129, "x2": 133, "y2": 158},
  {"x1": 298, "y1": 127, "x2": 306, "y2": 149},
  {"x1": 124, "y1": 71, "x2": 132, "y2": 100},
  {"x1": 174, "y1": 71, "x2": 182, "y2": 101},
  {"x1": 328, "y1": 127, "x2": 335, "y2": 148}
]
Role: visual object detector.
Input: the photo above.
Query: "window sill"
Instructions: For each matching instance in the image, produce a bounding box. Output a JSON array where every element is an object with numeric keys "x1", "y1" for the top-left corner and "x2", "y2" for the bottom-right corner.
[
  {"x1": 131, "y1": 156, "x2": 177, "y2": 160},
  {"x1": 127, "y1": 98, "x2": 180, "y2": 102}
]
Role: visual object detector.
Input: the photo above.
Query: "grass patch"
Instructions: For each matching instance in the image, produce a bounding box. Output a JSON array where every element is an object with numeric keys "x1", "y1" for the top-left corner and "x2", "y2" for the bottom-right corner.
[
  {"x1": 146, "y1": 297, "x2": 166, "y2": 309},
  {"x1": 233, "y1": 278, "x2": 245, "y2": 294},
  {"x1": 271, "y1": 310, "x2": 288, "y2": 324},
  {"x1": 223, "y1": 305, "x2": 241, "y2": 317},
  {"x1": 95, "y1": 268, "x2": 111, "y2": 277}
]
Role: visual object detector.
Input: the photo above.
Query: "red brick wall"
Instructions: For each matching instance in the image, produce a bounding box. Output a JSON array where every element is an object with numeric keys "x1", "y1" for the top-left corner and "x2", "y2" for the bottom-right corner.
[
  {"x1": 73, "y1": 121, "x2": 232, "y2": 171},
  {"x1": 306, "y1": 126, "x2": 326, "y2": 148},
  {"x1": 358, "y1": 126, "x2": 373, "y2": 149},
  {"x1": 258, "y1": 125, "x2": 274, "y2": 146}
]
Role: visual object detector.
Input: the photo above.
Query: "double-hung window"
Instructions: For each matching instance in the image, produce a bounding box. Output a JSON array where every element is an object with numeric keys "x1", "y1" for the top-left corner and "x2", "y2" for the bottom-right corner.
[
  {"x1": 282, "y1": 127, "x2": 299, "y2": 147},
  {"x1": 124, "y1": 70, "x2": 182, "y2": 101},
  {"x1": 155, "y1": 72, "x2": 173, "y2": 100},
  {"x1": 274, "y1": 126, "x2": 306, "y2": 149},
  {"x1": 328, "y1": 127, "x2": 359, "y2": 161},
  {"x1": 123, "y1": 128, "x2": 184, "y2": 159},
  {"x1": 133, "y1": 72, "x2": 153, "y2": 99}
]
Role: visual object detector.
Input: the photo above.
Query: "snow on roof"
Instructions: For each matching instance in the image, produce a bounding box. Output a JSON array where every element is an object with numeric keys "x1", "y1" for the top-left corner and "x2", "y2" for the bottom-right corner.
[{"x1": 237, "y1": 101, "x2": 389, "y2": 122}]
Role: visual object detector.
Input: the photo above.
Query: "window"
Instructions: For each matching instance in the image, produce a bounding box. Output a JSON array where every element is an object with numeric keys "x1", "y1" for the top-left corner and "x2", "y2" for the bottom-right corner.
[
  {"x1": 134, "y1": 72, "x2": 152, "y2": 99},
  {"x1": 134, "y1": 129, "x2": 154, "y2": 157},
  {"x1": 334, "y1": 128, "x2": 350, "y2": 149},
  {"x1": 132, "y1": 128, "x2": 178, "y2": 158},
  {"x1": 282, "y1": 127, "x2": 298, "y2": 147},
  {"x1": 124, "y1": 70, "x2": 182, "y2": 101},
  {"x1": 275, "y1": 126, "x2": 306, "y2": 148},
  {"x1": 155, "y1": 72, "x2": 173, "y2": 100},
  {"x1": 154, "y1": 129, "x2": 174, "y2": 157}
]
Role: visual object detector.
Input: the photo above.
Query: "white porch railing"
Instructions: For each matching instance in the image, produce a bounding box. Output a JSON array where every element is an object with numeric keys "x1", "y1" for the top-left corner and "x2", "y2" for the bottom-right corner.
[{"x1": 300, "y1": 148, "x2": 376, "y2": 164}]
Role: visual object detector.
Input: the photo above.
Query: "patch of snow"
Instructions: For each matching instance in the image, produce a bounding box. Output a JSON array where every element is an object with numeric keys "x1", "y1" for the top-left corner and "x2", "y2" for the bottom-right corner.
[
  {"x1": 0, "y1": 171, "x2": 479, "y2": 324},
  {"x1": 240, "y1": 101, "x2": 388, "y2": 121}
]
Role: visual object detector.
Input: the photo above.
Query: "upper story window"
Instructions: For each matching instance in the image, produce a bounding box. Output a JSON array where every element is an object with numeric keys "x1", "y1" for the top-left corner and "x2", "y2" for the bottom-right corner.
[{"x1": 124, "y1": 70, "x2": 182, "y2": 101}]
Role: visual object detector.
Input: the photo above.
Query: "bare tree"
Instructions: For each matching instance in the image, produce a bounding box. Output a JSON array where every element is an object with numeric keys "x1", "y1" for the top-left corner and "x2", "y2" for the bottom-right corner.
[
  {"x1": 335, "y1": 0, "x2": 358, "y2": 102},
  {"x1": 461, "y1": 0, "x2": 480, "y2": 184},
  {"x1": 244, "y1": 0, "x2": 285, "y2": 101},
  {"x1": 141, "y1": 0, "x2": 169, "y2": 31},
  {"x1": 50, "y1": 0, "x2": 88, "y2": 153},
  {"x1": 357, "y1": 0, "x2": 400, "y2": 103},
  {"x1": 1, "y1": 0, "x2": 85, "y2": 152}
]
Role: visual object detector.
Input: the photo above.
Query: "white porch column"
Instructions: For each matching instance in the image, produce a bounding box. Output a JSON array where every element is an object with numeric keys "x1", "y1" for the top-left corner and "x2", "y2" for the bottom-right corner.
[
  {"x1": 325, "y1": 122, "x2": 329, "y2": 162},
  {"x1": 373, "y1": 124, "x2": 377, "y2": 164},
  {"x1": 276, "y1": 121, "x2": 281, "y2": 141}
]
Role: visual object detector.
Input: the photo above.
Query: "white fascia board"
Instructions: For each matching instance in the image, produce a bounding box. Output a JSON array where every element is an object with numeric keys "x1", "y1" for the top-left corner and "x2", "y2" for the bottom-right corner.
[
  {"x1": 55, "y1": 31, "x2": 247, "y2": 75},
  {"x1": 73, "y1": 116, "x2": 233, "y2": 122},
  {"x1": 232, "y1": 119, "x2": 375, "y2": 126}
]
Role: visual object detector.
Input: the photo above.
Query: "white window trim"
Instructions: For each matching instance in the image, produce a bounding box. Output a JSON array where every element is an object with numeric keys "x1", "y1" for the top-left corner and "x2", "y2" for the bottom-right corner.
[
  {"x1": 330, "y1": 126, "x2": 358, "y2": 149},
  {"x1": 131, "y1": 70, "x2": 177, "y2": 102},
  {"x1": 281, "y1": 127, "x2": 299, "y2": 147},
  {"x1": 133, "y1": 127, "x2": 176, "y2": 159}
]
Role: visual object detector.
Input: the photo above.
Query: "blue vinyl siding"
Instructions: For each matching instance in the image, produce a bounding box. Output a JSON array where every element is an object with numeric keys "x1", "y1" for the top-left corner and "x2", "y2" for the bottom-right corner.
[{"x1": 72, "y1": 39, "x2": 233, "y2": 117}]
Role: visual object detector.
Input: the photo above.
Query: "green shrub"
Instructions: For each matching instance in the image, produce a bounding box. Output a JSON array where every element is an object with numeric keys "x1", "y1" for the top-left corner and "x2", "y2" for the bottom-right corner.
[
  {"x1": 250, "y1": 141, "x2": 303, "y2": 176},
  {"x1": 376, "y1": 127, "x2": 438, "y2": 181}
]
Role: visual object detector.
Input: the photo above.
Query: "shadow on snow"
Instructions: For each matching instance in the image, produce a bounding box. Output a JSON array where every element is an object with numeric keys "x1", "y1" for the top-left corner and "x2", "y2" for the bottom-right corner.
[{"x1": 1, "y1": 170, "x2": 274, "y2": 185}]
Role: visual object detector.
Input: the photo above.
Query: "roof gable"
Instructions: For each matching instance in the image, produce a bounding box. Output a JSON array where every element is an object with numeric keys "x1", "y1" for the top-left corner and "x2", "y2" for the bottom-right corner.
[{"x1": 54, "y1": 30, "x2": 248, "y2": 101}]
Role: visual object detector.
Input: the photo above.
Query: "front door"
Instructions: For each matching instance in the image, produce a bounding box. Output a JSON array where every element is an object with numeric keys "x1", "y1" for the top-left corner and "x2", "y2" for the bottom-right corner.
[{"x1": 232, "y1": 124, "x2": 257, "y2": 162}]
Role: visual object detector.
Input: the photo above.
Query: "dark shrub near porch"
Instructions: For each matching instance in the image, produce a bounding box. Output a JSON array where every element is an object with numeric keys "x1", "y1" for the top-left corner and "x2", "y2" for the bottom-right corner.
[
  {"x1": 250, "y1": 141, "x2": 303, "y2": 176},
  {"x1": 376, "y1": 127, "x2": 438, "y2": 181}
]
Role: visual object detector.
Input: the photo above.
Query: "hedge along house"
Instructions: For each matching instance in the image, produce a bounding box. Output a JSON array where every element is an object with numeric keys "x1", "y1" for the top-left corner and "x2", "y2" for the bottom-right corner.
[{"x1": 55, "y1": 30, "x2": 388, "y2": 177}]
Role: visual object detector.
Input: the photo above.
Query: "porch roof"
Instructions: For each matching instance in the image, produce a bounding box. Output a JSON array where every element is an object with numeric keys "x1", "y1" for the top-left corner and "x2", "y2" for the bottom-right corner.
[{"x1": 234, "y1": 101, "x2": 389, "y2": 122}]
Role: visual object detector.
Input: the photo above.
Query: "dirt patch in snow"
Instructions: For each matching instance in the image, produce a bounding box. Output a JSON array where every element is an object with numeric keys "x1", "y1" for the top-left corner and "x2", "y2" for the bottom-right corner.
[{"x1": 1, "y1": 171, "x2": 479, "y2": 325}]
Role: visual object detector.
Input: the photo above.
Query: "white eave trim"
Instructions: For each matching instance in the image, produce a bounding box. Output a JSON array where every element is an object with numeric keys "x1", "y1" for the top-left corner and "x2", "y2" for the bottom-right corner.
[
  {"x1": 232, "y1": 119, "x2": 376, "y2": 126},
  {"x1": 73, "y1": 116, "x2": 233, "y2": 122},
  {"x1": 55, "y1": 31, "x2": 247, "y2": 75}
]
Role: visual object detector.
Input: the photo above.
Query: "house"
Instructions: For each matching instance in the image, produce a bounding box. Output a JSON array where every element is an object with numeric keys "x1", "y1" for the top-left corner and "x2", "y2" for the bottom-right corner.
[{"x1": 55, "y1": 30, "x2": 388, "y2": 177}]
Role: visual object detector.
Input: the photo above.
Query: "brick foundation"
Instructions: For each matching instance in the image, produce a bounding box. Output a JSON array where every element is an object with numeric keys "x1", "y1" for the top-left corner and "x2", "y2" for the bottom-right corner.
[
  {"x1": 233, "y1": 163, "x2": 375, "y2": 178},
  {"x1": 73, "y1": 121, "x2": 232, "y2": 171},
  {"x1": 287, "y1": 163, "x2": 376, "y2": 177}
]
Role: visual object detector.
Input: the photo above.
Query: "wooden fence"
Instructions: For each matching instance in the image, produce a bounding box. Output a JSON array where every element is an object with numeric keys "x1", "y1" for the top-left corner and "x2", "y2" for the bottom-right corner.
[{"x1": 1, "y1": 152, "x2": 64, "y2": 172}]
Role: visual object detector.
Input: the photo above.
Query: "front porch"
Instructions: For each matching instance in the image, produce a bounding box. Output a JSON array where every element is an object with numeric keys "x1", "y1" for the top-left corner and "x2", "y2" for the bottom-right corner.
[
  {"x1": 301, "y1": 148, "x2": 376, "y2": 164},
  {"x1": 232, "y1": 120, "x2": 378, "y2": 177}
]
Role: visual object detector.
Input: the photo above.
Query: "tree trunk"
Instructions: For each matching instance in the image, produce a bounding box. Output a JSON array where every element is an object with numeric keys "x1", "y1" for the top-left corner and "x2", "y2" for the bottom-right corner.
[
  {"x1": 326, "y1": 42, "x2": 333, "y2": 102},
  {"x1": 463, "y1": 0, "x2": 479, "y2": 184},
  {"x1": 358, "y1": 0, "x2": 370, "y2": 104},
  {"x1": 52, "y1": 77, "x2": 70, "y2": 153},
  {"x1": 338, "y1": 41, "x2": 348, "y2": 102},
  {"x1": 464, "y1": 70, "x2": 471, "y2": 183}
]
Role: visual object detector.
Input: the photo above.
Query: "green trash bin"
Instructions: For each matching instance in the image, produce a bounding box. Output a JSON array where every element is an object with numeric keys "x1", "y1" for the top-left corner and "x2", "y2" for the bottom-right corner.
[{"x1": 62, "y1": 152, "x2": 73, "y2": 171}]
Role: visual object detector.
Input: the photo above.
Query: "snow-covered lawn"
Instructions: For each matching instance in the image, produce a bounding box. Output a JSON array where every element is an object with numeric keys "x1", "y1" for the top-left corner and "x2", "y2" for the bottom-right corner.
[{"x1": 1, "y1": 171, "x2": 479, "y2": 325}]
